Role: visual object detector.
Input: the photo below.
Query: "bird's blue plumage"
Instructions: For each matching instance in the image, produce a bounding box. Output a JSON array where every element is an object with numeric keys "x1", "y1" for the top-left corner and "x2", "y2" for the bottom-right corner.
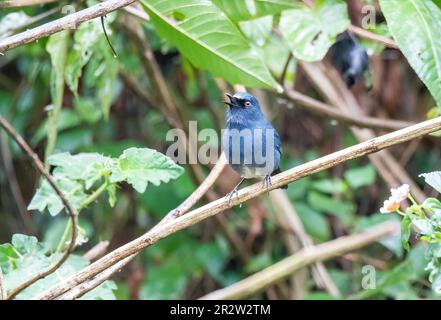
[{"x1": 222, "y1": 92, "x2": 282, "y2": 181}]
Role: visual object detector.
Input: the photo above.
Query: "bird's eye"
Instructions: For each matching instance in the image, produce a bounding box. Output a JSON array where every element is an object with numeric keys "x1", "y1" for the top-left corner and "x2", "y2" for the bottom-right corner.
[{"x1": 244, "y1": 101, "x2": 252, "y2": 107}]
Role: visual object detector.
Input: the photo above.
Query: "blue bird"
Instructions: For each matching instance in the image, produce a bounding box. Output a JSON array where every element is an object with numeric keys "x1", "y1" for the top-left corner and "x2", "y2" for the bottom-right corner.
[
  {"x1": 222, "y1": 92, "x2": 287, "y2": 202},
  {"x1": 329, "y1": 32, "x2": 369, "y2": 87}
]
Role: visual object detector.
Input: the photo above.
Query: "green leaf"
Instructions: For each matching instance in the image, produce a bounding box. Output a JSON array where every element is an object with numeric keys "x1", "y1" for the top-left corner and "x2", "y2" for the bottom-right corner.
[
  {"x1": 140, "y1": 257, "x2": 188, "y2": 299},
  {"x1": 212, "y1": 0, "x2": 300, "y2": 21},
  {"x1": 307, "y1": 191, "x2": 355, "y2": 226},
  {"x1": 380, "y1": 0, "x2": 441, "y2": 108},
  {"x1": 0, "y1": 12, "x2": 32, "y2": 39},
  {"x1": 432, "y1": 273, "x2": 441, "y2": 294},
  {"x1": 107, "y1": 184, "x2": 117, "y2": 208},
  {"x1": 46, "y1": 30, "x2": 70, "y2": 158},
  {"x1": 355, "y1": 214, "x2": 403, "y2": 257},
  {"x1": 311, "y1": 178, "x2": 348, "y2": 194},
  {"x1": 65, "y1": 20, "x2": 102, "y2": 95},
  {"x1": 1, "y1": 234, "x2": 116, "y2": 300},
  {"x1": 422, "y1": 197, "x2": 441, "y2": 215},
  {"x1": 31, "y1": 109, "x2": 82, "y2": 146},
  {"x1": 344, "y1": 165, "x2": 376, "y2": 189},
  {"x1": 27, "y1": 177, "x2": 87, "y2": 216},
  {"x1": 95, "y1": 49, "x2": 119, "y2": 119},
  {"x1": 141, "y1": 0, "x2": 281, "y2": 90},
  {"x1": 239, "y1": 15, "x2": 273, "y2": 47},
  {"x1": 48, "y1": 152, "x2": 113, "y2": 189},
  {"x1": 412, "y1": 218, "x2": 434, "y2": 236},
  {"x1": 420, "y1": 171, "x2": 441, "y2": 193},
  {"x1": 295, "y1": 202, "x2": 331, "y2": 241},
  {"x1": 110, "y1": 147, "x2": 184, "y2": 193},
  {"x1": 280, "y1": 0, "x2": 350, "y2": 61},
  {"x1": 401, "y1": 215, "x2": 412, "y2": 251}
]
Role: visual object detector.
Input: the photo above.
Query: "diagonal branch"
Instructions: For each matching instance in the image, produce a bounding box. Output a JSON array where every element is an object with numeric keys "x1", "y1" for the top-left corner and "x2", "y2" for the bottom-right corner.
[
  {"x1": 0, "y1": 116, "x2": 79, "y2": 300},
  {"x1": 199, "y1": 221, "x2": 398, "y2": 300},
  {"x1": 35, "y1": 116, "x2": 441, "y2": 300},
  {"x1": 283, "y1": 87, "x2": 414, "y2": 131},
  {"x1": 0, "y1": 0, "x2": 137, "y2": 54}
]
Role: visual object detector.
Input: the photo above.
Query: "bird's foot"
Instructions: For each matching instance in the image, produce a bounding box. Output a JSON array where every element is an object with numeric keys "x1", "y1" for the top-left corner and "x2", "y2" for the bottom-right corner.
[
  {"x1": 263, "y1": 175, "x2": 272, "y2": 193},
  {"x1": 226, "y1": 188, "x2": 239, "y2": 204}
]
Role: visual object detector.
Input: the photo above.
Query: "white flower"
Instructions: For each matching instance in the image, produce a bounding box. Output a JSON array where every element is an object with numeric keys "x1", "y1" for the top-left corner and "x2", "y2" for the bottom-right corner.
[
  {"x1": 380, "y1": 197, "x2": 400, "y2": 214},
  {"x1": 390, "y1": 184, "x2": 410, "y2": 203},
  {"x1": 380, "y1": 184, "x2": 411, "y2": 214}
]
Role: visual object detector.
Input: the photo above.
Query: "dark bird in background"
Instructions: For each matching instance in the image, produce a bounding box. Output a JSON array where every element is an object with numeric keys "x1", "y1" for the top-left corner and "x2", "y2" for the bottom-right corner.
[
  {"x1": 222, "y1": 92, "x2": 287, "y2": 202},
  {"x1": 329, "y1": 32, "x2": 369, "y2": 87}
]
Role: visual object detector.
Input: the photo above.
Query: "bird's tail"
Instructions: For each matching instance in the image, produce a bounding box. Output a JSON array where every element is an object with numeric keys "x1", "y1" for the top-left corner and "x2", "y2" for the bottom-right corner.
[{"x1": 271, "y1": 168, "x2": 288, "y2": 189}]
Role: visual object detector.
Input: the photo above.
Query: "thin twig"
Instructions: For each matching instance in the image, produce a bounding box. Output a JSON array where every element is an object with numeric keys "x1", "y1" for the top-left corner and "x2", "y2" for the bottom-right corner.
[
  {"x1": 0, "y1": 116, "x2": 79, "y2": 300},
  {"x1": 269, "y1": 190, "x2": 340, "y2": 297},
  {"x1": 300, "y1": 61, "x2": 426, "y2": 203},
  {"x1": 199, "y1": 221, "x2": 398, "y2": 300},
  {"x1": 100, "y1": 16, "x2": 118, "y2": 58},
  {"x1": 35, "y1": 116, "x2": 441, "y2": 300},
  {"x1": 348, "y1": 25, "x2": 398, "y2": 49},
  {"x1": 156, "y1": 152, "x2": 228, "y2": 227},
  {"x1": 57, "y1": 256, "x2": 131, "y2": 300},
  {"x1": 0, "y1": 132, "x2": 33, "y2": 233},
  {"x1": 0, "y1": 0, "x2": 136, "y2": 54},
  {"x1": 283, "y1": 87, "x2": 414, "y2": 131}
]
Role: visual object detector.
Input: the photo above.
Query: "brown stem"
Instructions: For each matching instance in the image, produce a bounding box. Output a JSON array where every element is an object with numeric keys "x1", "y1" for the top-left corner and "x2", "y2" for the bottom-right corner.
[
  {"x1": 283, "y1": 87, "x2": 414, "y2": 131},
  {"x1": 348, "y1": 25, "x2": 398, "y2": 49},
  {"x1": 0, "y1": 116, "x2": 79, "y2": 300},
  {"x1": 0, "y1": 0, "x2": 137, "y2": 54},
  {"x1": 199, "y1": 221, "x2": 398, "y2": 300}
]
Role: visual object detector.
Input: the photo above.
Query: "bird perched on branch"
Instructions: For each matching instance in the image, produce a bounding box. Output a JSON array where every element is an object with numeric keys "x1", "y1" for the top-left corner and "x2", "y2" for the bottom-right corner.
[
  {"x1": 222, "y1": 92, "x2": 287, "y2": 202},
  {"x1": 329, "y1": 32, "x2": 369, "y2": 87}
]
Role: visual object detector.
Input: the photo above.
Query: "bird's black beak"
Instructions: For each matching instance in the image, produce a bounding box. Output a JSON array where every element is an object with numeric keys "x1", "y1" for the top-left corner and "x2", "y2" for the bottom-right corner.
[{"x1": 224, "y1": 93, "x2": 237, "y2": 107}]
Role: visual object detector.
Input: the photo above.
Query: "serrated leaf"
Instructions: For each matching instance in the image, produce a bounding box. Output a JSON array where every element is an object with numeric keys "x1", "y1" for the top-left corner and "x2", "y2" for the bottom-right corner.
[
  {"x1": 27, "y1": 177, "x2": 87, "y2": 216},
  {"x1": 141, "y1": 0, "x2": 281, "y2": 90},
  {"x1": 212, "y1": 0, "x2": 300, "y2": 21},
  {"x1": 380, "y1": 0, "x2": 441, "y2": 108},
  {"x1": 1, "y1": 234, "x2": 116, "y2": 300},
  {"x1": 420, "y1": 171, "x2": 441, "y2": 193},
  {"x1": 48, "y1": 152, "x2": 113, "y2": 189},
  {"x1": 280, "y1": 0, "x2": 350, "y2": 62},
  {"x1": 110, "y1": 147, "x2": 184, "y2": 193}
]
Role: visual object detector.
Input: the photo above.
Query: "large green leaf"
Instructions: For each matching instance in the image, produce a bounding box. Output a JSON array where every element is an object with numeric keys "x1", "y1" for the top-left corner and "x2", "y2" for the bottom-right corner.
[
  {"x1": 141, "y1": 0, "x2": 281, "y2": 90},
  {"x1": 212, "y1": 0, "x2": 300, "y2": 21},
  {"x1": 110, "y1": 147, "x2": 184, "y2": 193},
  {"x1": 381, "y1": 0, "x2": 441, "y2": 108},
  {"x1": 48, "y1": 152, "x2": 113, "y2": 190},
  {"x1": 279, "y1": 0, "x2": 350, "y2": 61}
]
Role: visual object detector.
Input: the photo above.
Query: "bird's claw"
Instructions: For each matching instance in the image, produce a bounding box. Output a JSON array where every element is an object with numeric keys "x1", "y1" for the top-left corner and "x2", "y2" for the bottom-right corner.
[
  {"x1": 226, "y1": 188, "x2": 239, "y2": 204},
  {"x1": 263, "y1": 175, "x2": 272, "y2": 193}
]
